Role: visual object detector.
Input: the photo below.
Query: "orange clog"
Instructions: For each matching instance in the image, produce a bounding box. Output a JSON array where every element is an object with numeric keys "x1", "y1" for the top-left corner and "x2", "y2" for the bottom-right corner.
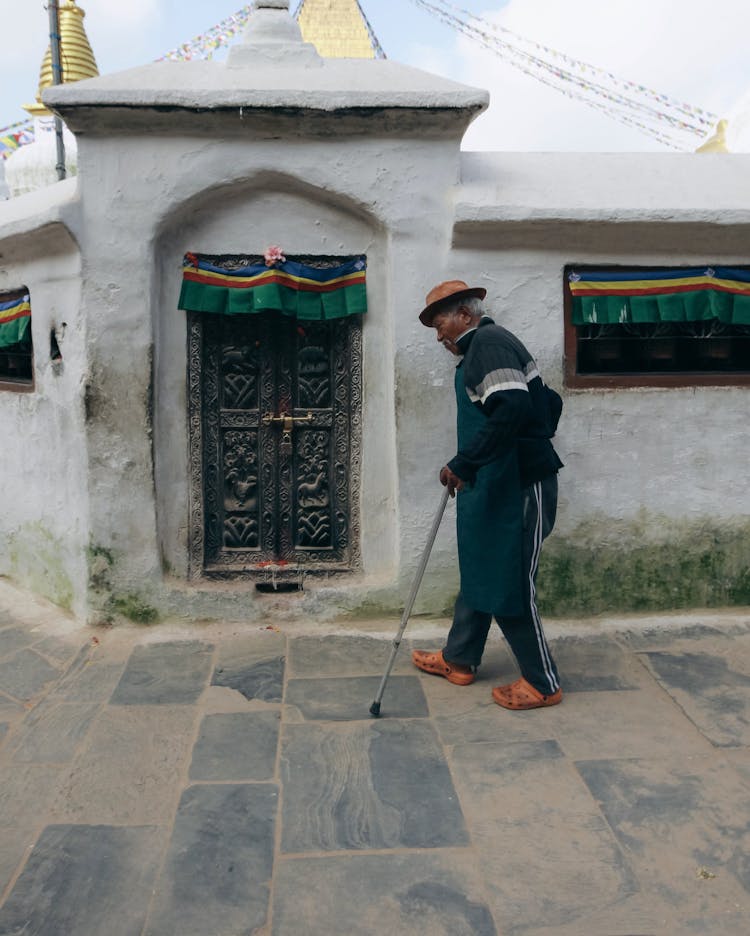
[
  {"x1": 492, "y1": 677, "x2": 562, "y2": 710},
  {"x1": 411, "y1": 649, "x2": 475, "y2": 686}
]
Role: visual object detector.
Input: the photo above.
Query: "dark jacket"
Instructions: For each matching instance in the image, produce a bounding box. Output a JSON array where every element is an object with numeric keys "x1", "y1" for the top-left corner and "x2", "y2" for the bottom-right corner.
[{"x1": 446, "y1": 317, "x2": 563, "y2": 488}]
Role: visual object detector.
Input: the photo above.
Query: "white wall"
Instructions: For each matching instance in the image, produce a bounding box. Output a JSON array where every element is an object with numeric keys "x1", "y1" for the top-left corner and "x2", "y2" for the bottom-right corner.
[
  {"x1": 64, "y1": 128, "x2": 466, "y2": 622},
  {"x1": 442, "y1": 151, "x2": 750, "y2": 610},
  {"x1": 2, "y1": 134, "x2": 748, "y2": 621},
  {"x1": 445, "y1": 246, "x2": 750, "y2": 533},
  {"x1": 0, "y1": 221, "x2": 89, "y2": 614}
]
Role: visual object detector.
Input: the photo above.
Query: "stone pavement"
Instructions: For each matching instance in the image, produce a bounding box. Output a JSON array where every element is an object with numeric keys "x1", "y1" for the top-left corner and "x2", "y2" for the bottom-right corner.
[{"x1": 0, "y1": 590, "x2": 749, "y2": 935}]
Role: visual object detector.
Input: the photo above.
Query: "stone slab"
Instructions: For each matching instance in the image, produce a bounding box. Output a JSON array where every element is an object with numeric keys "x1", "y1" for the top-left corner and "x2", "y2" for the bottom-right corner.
[
  {"x1": 272, "y1": 852, "x2": 497, "y2": 935},
  {"x1": 0, "y1": 627, "x2": 35, "y2": 659},
  {"x1": 281, "y1": 719, "x2": 467, "y2": 852},
  {"x1": 434, "y1": 684, "x2": 713, "y2": 759},
  {"x1": 448, "y1": 738, "x2": 641, "y2": 933},
  {"x1": 0, "y1": 649, "x2": 59, "y2": 701},
  {"x1": 52, "y1": 706, "x2": 197, "y2": 825},
  {"x1": 144, "y1": 783, "x2": 277, "y2": 936},
  {"x1": 110, "y1": 641, "x2": 214, "y2": 705},
  {"x1": 213, "y1": 632, "x2": 286, "y2": 667},
  {"x1": 724, "y1": 748, "x2": 750, "y2": 785},
  {"x1": 53, "y1": 661, "x2": 126, "y2": 702},
  {"x1": 642, "y1": 649, "x2": 750, "y2": 747},
  {"x1": 286, "y1": 635, "x2": 416, "y2": 677},
  {"x1": 9, "y1": 701, "x2": 100, "y2": 763},
  {"x1": 0, "y1": 692, "x2": 23, "y2": 720},
  {"x1": 0, "y1": 824, "x2": 163, "y2": 936},
  {"x1": 449, "y1": 739, "x2": 598, "y2": 823},
  {"x1": 0, "y1": 765, "x2": 63, "y2": 828},
  {"x1": 432, "y1": 682, "x2": 566, "y2": 746},
  {"x1": 550, "y1": 635, "x2": 650, "y2": 690},
  {"x1": 212, "y1": 654, "x2": 285, "y2": 703},
  {"x1": 0, "y1": 827, "x2": 35, "y2": 896},
  {"x1": 520, "y1": 888, "x2": 748, "y2": 936},
  {"x1": 617, "y1": 623, "x2": 728, "y2": 651},
  {"x1": 32, "y1": 636, "x2": 87, "y2": 666},
  {"x1": 549, "y1": 688, "x2": 713, "y2": 761},
  {"x1": 476, "y1": 815, "x2": 638, "y2": 935},
  {"x1": 576, "y1": 755, "x2": 750, "y2": 912},
  {"x1": 189, "y1": 711, "x2": 280, "y2": 782},
  {"x1": 285, "y1": 675, "x2": 428, "y2": 721}
]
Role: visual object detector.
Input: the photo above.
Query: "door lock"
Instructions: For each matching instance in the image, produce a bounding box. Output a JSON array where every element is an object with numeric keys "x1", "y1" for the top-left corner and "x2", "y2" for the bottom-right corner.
[
  {"x1": 262, "y1": 412, "x2": 314, "y2": 431},
  {"x1": 262, "y1": 412, "x2": 314, "y2": 454}
]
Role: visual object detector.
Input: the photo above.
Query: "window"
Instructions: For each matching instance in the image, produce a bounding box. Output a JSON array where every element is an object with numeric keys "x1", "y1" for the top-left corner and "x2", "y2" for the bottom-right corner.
[
  {"x1": 564, "y1": 266, "x2": 750, "y2": 388},
  {"x1": 0, "y1": 288, "x2": 33, "y2": 390}
]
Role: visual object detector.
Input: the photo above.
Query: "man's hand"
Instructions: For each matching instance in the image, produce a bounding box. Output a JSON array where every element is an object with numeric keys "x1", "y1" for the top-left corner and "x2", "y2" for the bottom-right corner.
[{"x1": 439, "y1": 466, "x2": 464, "y2": 497}]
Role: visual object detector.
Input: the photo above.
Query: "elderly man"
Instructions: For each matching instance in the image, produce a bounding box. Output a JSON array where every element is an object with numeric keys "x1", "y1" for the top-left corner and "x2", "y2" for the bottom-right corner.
[{"x1": 412, "y1": 280, "x2": 564, "y2": 709}]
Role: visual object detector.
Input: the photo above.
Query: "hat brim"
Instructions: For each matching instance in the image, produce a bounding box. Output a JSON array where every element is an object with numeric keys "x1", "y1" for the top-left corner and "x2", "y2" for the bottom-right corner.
[{"x1": 419, "y1": 287, "x2": 487, "y2": 326}]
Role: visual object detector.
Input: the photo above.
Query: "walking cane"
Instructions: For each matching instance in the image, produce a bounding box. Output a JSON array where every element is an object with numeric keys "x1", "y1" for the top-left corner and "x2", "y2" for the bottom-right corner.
[{"x1": 369, "y1": 486, "x2": 451, "y2": 717}]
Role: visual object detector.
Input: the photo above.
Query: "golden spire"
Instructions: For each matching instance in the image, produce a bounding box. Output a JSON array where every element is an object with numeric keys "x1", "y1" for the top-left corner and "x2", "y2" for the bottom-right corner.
[
  {"x1": 296, "y1": 0, "x2": 384, "y2": 59},
  {"x1": 25, "y1": 1, "x2": 99, "y2": 118},
  {"x1": 696, "y1": 118, "x2": 729, "y2": 153}
]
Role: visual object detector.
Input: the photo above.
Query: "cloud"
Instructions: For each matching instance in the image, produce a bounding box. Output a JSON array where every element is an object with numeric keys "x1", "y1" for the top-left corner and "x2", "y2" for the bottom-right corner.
[{"x1": 428, "y1": 0, "x2": 750, "y2": 151}]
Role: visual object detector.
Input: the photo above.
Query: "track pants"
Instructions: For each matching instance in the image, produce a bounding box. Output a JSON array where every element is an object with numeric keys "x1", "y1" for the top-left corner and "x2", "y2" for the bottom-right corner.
[{"x1": 443, "y1": 473, "x2": 560, "y2": 695}]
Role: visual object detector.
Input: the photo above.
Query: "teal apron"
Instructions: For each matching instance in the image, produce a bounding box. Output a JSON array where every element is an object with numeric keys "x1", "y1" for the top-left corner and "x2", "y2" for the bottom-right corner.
[{"x1": 455, "y1": 363, "x2": 524, "y2": 616}]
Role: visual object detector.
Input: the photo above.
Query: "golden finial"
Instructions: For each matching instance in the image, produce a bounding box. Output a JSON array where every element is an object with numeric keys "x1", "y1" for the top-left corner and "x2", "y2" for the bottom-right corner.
[
  {"x1": 24, "y1": 1, "x2": 100, "y2": 118},
  {"x1": 297, "y1": 0, "x2": 384, "y2": 59},
  {"x1": 696, "y1": 118, "x2": 729, "y2": 153}
]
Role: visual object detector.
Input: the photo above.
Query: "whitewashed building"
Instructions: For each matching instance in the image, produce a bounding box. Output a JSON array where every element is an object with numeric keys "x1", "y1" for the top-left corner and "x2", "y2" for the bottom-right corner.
[{"x1": 0, "y1": 0, "x2": 748, "y2": 625}]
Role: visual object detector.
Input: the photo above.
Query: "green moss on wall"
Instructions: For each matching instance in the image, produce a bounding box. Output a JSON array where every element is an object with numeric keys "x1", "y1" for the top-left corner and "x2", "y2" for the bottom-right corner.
[
  {"x1": 87, "y1": 543, "x2": 114, "y2": 589},
  {"x1": 342, "y1": 599, "x2": 401, "y2": 621},
  {"x1": 337, "y1": 576, "x2": 459, "y2": 622},
  {"x1": 86, "y1": 543, "x2": 161, "y2": 625},
  {"x1": 537, "y1": 515, "x2": 750, "y2": 616},
  {"x1": 107, "y1": 593, "x2": 161, "y2": 625},
  {"x1": 8, "y1": 524, "x2": 75, "y2": 612}
]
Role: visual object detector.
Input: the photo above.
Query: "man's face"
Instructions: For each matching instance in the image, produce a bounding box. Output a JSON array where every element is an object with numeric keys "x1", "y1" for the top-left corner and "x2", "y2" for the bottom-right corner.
[{"x1": 431, "y1": 306, "x2": 473, "y2": 355}]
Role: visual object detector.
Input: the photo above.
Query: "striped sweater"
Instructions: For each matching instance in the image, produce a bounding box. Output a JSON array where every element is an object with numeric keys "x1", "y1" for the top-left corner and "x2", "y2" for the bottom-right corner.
[{"x1": 446, "y1": 317, "x2": 563, "y2": 487}]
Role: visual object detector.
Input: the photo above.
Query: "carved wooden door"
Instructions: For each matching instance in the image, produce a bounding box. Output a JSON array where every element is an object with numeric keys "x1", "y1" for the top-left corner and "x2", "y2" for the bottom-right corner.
[{"x1": 188, "y1": 310, "x2": 361, "y2": 577}]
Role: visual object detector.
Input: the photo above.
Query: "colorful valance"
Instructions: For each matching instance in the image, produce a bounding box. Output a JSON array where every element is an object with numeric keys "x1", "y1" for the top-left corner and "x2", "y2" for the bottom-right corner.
[
  {"x1": 178, "y1": 254, "x2": 367, "y2": 320},
  {"x1": 0, "y1": 295, "x2": 31, "y2": 349},
  {"x1": 569, "y1": 267, "x2": 750, "y2": 325}
]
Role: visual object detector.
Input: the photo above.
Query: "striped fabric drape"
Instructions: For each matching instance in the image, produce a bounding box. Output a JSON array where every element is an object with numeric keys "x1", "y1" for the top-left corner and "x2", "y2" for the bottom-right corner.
[
  {"x1": 178, "y1": 254, "x2": 367, "y2": 320},
  {"x1": 569, "y1": 267, "x2": 750, "y2": 325},
  {"x1": 0, "y1": 295, "x2": 31, "y2": 349}
]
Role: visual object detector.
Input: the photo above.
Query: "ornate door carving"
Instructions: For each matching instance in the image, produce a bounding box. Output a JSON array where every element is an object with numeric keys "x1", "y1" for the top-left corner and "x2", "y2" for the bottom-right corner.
[{"x1": 188, "y1": 309, "x2": 362, "y2": 578}]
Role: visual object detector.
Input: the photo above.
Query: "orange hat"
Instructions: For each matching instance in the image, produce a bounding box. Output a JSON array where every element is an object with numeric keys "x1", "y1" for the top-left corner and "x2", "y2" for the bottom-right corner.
[{"x1": 419, "y1": 279, "x2": 487, "y2": 326}]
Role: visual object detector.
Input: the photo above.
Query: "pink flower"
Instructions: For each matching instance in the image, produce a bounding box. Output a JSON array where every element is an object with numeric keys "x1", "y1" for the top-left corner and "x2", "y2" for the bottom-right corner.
[{"x1": 264, "y1": 245, "x2": 286, "y2": 267}]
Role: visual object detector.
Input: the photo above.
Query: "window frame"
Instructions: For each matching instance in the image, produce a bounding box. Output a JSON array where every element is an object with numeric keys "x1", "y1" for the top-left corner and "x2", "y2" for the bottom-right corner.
[
  {"x1": 563, "y1": 264, "x2": 750, "y2": 389},
  {"x1": 0, "y1": 287, "x2": 34, "y2": 393}
]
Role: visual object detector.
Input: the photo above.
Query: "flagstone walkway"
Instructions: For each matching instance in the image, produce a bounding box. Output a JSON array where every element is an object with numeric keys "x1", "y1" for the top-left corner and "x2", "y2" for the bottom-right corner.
[{"x1": 0, "y1": 592, "x2": 748, "y2": 935}]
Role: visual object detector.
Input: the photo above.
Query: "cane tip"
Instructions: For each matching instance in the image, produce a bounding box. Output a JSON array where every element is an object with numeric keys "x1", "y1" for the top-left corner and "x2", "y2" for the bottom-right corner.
[{"x1": 369, "y1": 701, "x2": 381, "y2": 718}]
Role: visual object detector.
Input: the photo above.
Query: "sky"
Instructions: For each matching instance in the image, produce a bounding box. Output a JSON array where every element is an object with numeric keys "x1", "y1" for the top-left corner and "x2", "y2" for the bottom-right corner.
[{"x1": 1, "y1": 0, "x2": 749, "y2": 152}]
